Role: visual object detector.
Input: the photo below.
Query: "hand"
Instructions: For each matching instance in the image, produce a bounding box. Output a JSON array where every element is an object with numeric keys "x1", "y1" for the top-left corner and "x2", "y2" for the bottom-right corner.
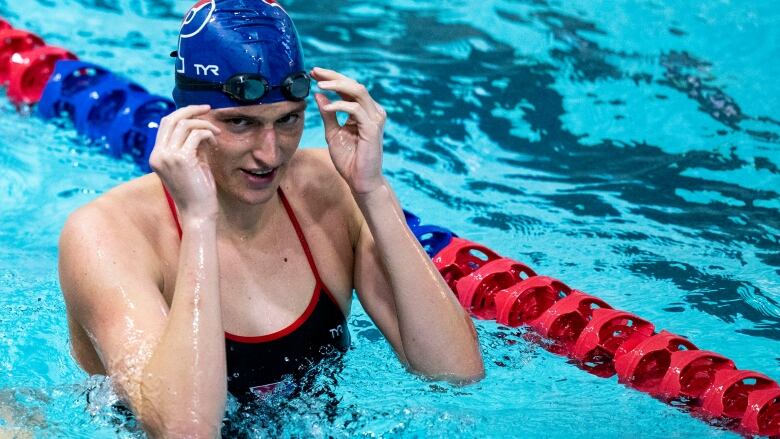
[
  {"x1": 312, "y1": 67, "x2": 387, "y2": 194},
  {"x1": 149, "y1": 105, "x2": 221, "y2": 220}
]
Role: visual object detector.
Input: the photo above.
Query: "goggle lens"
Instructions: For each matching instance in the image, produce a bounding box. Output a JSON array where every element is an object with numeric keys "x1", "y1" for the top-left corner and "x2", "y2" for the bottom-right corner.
[
  {"x1": 285, "y1": 73, "x2": 311, "y2": 100},
  {"x1": 242, "y1": 79, "x2": 268, "y2": 101}
]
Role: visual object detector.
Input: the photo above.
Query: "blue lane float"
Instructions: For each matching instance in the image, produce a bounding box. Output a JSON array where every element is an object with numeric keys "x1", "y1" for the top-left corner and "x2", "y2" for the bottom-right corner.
[{"x1": 37, "y1": 60, "x2": 174, "y2": 171}]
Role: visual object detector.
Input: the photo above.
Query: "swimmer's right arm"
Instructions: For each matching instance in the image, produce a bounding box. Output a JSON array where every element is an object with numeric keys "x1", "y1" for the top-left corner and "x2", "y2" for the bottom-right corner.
[{"x1": 60, "y1": 105, "x2": 226, "y2": 438}]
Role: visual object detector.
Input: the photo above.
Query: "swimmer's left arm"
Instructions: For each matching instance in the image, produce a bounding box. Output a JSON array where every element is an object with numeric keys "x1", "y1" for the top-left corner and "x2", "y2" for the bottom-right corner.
[
  {"x1": 312, "y1": 67, "x2": 485, "y2": 382},
  {"x1": 352, "y1": 186, "x2": 485, "y2": 382}
]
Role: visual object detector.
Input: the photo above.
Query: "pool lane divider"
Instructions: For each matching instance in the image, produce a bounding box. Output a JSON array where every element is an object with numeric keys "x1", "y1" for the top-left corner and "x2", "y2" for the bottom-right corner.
[
  {"x1": 0, "y1": 19, "x2": 174, "y2": 172},
  {"x1": 2, "y1": 16, "x2": 779, "y2": 438}
]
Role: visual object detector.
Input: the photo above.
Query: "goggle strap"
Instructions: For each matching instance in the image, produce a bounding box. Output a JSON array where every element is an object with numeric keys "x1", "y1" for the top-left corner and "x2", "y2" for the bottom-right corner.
[
  {"x1": 175, "y1": 72, "x2": 310, "y2": 103},
  {"x1": 174, "y1": 74, "x2": 223, "y2": 91}
]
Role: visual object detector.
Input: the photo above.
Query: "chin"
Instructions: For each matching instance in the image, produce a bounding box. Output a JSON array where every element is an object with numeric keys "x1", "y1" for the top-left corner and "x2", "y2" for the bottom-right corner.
[{"x1": 239, "y1": 186, "x2": 279, "y2": 205}]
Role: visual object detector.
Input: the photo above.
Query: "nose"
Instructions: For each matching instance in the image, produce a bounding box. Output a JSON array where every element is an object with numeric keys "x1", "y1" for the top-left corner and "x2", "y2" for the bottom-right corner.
[{"x1": 250, "y1": 126, "x2": 280, "y2": 166}]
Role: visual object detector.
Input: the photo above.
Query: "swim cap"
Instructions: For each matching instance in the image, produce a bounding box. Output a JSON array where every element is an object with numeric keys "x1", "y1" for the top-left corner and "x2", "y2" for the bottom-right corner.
[{"x1": 172, "y1": 0, "x2": 306, "y2": 109}]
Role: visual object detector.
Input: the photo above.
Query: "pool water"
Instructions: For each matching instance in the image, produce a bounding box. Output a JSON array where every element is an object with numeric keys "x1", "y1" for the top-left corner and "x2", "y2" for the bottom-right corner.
[{"x1": 0, "y1": 0, "x2": 778, "y2": 437}]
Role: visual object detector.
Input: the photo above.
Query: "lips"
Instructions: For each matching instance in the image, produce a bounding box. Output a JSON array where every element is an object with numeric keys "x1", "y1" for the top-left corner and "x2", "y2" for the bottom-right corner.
[{"x1": 240, "y1": 167, "x2": 277, "y2": 187}]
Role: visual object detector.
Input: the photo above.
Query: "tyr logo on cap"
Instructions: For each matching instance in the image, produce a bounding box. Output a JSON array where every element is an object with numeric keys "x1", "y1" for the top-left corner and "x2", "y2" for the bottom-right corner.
[{"x1": 180, "y1": 0, "x2": 216, "y2": 39}]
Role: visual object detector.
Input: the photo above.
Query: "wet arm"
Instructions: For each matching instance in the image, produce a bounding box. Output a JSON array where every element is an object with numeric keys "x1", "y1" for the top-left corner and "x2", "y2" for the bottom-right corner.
[
  {"x1": 139, "y1": 215, "x2": 224, "y2": 437},
  {"x1": 353, "y1": 180, "x2": 485, "y2": 382},
  {"x1": 60, "y1": 209, "x2": 225, "y2": 437},
  {"x1": 310, "y1": 66, "x2": 484, "y2": 382}
]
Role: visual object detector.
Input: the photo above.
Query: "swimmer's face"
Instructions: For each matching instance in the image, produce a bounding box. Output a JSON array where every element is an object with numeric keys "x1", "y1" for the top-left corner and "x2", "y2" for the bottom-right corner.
[{"x1": 199, "y1": 100, "x2": 307, "y2": 204}]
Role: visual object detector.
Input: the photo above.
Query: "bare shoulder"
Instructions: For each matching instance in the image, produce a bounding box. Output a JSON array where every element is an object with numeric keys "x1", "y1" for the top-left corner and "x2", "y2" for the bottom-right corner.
[
  {"x1": 61, "y1": 174, "x2": 160, "y2": 247},
  {"x1": 282, "y1": 148, "x2": 361, "y2": 245},
  {"x1": 284, "y1": 148, "x2": 354, "y2": 211},
  {"x1": 285, "y1": 148, "x2": 349, "y2": 197},
  {"x1": 59, "y1": 174, "x2": 167, "y2": 300}
]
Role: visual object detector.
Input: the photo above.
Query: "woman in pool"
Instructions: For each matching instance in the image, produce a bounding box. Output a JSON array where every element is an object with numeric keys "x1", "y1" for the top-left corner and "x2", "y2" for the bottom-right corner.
[{"x1": 58, "y1": 0, "x2": 483, "y2": 436}]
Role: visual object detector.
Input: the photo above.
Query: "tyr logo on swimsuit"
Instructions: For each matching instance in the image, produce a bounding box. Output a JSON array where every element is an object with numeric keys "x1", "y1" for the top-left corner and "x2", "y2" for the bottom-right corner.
[{"x1": 329, "y1": 325, "x2": 343, "y2": 339}]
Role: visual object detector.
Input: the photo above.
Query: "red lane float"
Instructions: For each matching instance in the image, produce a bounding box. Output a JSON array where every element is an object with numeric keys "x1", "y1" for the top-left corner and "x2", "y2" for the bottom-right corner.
[
  {"x1": 494, "y1": 276, "x2": 571, "y2": 327},
  {"x1": 432, "y1": 237, "x2": 499, "y2": 292},
  {"x1": 528, "y1": 290, "x2": 610, "y2": 354},
  {"x1": 657, "y1": 349, "x2": 736, "y2": 401},
  {"x1": 430, "y1": 233, "x2": 778, "y2": 436},
  {"x1": 0, "y1": 29, "x2": 44, "y2": 84},
  {"x1": 615, "y1": 331, "x2": 698, "y2": 395},
  {"x1": 741, "y1": 387, "x2": 780, "y2": 436},
  {"x1": 699, "y1": 369, "x2": 778, "y2": 419},
  {"x1": 7, "y1": 46, "x2": 77, "y2": 105},
  {"x1": 613, "y1": 330, "x2": 698, "y2": 393},
  {"x1": 455, "y1": 257, "x2": 536, "y2": 320},
  {"x1": 0, "y1": 18, "x2": 10, "y2": 30},
  {"x1": 572, "y1": 308, "x2": 655, "y2": 378}
]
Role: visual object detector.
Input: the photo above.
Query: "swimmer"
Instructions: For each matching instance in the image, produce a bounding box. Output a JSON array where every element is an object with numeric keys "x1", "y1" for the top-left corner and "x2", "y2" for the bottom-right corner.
[{"x1": 58, "y1": 0, "x2": 484, "y2": 436}]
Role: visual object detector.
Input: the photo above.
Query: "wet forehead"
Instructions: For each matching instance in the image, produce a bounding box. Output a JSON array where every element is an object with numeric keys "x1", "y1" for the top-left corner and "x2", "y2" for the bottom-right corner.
[{"x1": 212, "y1": 101, "x2": 307, "y2": 120}]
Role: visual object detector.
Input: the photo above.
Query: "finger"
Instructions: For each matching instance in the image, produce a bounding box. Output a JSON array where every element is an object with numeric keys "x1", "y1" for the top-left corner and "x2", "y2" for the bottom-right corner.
[
  {"x1": 322, "y1": 100, "x2": 372, "y2": 129},
  {"x1": 310, "y1": 66, "x2": 351, "y2": 82},
  {"x1": 168, "y1": 119, "x2": 221, "y2": 151},
  {"x1": 158, "y1": 104, "x2": 212, "y2": 147},
  {"x1": 181, "y1": 129, "x2": 217, "y2": 157},
  {"x1": 311, "y1": 67, "x2": 384, "y2": 113},
  {"x1": 317, "y1": 78, "x2": 374, "y2": 104},
  {"x1": 158, "y1": 105, "x2": 211, "y2": 145},
  {"x1": 153, "y1": 129, "x2": 215, "y2": 171},
  {"x1": 314, "y1": 93, "x2": 340, "y2": 138},
  {"x1": 317, "y1": 80, "x2": 385, "y2": 125}
]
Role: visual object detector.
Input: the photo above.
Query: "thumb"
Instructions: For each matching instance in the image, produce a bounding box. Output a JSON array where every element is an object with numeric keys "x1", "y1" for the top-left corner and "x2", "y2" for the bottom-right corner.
[{"x1": 315, "y1": 93, "x2": 340, "y2": 139}]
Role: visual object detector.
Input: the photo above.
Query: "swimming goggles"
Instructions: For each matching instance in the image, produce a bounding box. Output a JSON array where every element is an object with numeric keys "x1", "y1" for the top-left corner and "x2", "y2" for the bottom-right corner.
[{"x1": 174, "y1": 71, "x2": 311, "y2": 104}]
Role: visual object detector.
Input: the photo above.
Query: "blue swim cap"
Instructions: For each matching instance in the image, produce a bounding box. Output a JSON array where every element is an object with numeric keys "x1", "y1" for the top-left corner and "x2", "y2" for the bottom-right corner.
[{"x1": 172, "y1": 0, "x2": 306, "y2": 109}]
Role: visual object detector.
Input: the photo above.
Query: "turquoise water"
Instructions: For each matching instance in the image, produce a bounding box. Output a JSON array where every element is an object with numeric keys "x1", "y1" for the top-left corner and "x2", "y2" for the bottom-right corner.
[{"x1": 0, "y1": 0, "x2": 778, "y2": 437}]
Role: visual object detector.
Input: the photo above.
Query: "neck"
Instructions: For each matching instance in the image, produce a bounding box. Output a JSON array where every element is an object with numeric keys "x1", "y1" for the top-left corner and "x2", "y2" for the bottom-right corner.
[{"x1": 215, "y1": 187, "x2": 280, "y2": 239}]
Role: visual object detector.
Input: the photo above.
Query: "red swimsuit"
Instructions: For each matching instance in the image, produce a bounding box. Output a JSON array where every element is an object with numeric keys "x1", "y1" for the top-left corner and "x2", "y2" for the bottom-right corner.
[{"x1": 163, "y1": 185, "x2": 351, "y2": 399}]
